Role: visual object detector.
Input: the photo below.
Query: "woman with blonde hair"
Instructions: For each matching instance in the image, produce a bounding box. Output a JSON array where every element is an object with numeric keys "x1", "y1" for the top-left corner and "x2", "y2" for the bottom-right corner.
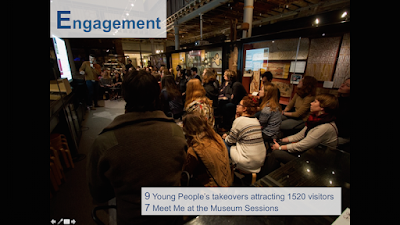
[
  {"x1": 185, "y1": 79, "x2": 215, "y2": 127},
  {"x1": 182, "y1": 113, "x2": 233, "y2": 187},
  {"x1": 259, "y1": 84, "x2": 282, "y2": 143}
]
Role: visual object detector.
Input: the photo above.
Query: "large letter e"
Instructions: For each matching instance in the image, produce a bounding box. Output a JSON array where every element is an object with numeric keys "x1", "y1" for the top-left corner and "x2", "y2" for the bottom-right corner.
[{"x1": 57, "y1": 11, "x2": 71, "y2": 29}]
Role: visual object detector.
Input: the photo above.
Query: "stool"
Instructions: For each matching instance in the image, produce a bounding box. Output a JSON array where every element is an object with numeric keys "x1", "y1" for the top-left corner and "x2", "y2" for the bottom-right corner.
[{"x1": 235, "y1": 168, "x2": 258, "y2": 185}]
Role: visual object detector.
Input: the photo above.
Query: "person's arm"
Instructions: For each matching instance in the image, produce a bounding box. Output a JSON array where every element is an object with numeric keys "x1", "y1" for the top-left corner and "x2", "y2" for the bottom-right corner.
[
  {"x1": 225, "y1": 118, "x2": 240, "y2": 145},
  {"x1": 258, "y1": 106, "x2": 271, "y2": 129},
  {"x1": 79, "y1": 62, "x2": 87, "y2": 75},
  {"x1": 283, "y1": 94, "x2": 296, "y2": 113},
  {"x1": 285, "y1": 125, "x2": 330, "y2": 153},
  {"x1": 271, "y1": 127, "x2": 307, "y2": 151},
  {"x1": 287, "y1": 126, "x2": 307, "y2": 143},
  {"x1": 288, "y1": 95, "x2": 314, "y2": 118}
]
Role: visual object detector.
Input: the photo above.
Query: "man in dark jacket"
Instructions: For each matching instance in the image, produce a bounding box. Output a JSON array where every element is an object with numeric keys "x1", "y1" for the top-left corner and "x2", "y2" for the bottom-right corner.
[{"x1": 87, "y1": 70, "x2": 187, "y2": 225}]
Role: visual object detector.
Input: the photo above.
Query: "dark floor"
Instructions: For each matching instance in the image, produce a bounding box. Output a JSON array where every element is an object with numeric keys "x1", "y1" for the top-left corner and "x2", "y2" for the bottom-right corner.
[{"x1": 50, "y1": 99, "x2": 126, "y2": 225}]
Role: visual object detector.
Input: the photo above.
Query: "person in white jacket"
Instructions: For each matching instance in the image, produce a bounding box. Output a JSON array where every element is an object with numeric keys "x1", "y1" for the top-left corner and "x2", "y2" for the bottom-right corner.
[
  {"x1": 222, "y1": 96, "x2": 266, "y2": 173},
  {"x1": 266, "y1": 94, "x2": 339, "y2": 174}
]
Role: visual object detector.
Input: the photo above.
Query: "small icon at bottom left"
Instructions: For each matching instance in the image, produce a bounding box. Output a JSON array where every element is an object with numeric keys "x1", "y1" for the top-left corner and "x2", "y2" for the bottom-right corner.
[{"x1": 50, "y1": 219, "x2": 76, "y2": 224}]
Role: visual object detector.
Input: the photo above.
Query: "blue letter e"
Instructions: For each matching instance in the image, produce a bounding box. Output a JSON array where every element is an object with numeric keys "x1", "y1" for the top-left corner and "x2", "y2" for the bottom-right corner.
[{"x1": 57, "y1": 11, "x2": 71, "y2": 29}]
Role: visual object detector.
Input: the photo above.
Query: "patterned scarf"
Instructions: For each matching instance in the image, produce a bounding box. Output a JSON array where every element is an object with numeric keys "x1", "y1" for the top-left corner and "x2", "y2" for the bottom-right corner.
[{"x1": 305, "y1": 113, "x2": 336, "y2": 136}]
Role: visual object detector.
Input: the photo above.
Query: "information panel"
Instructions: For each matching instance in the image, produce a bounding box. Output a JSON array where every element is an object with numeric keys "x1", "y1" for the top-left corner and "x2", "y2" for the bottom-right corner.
[{"x1": 142, "y1": 187, "x2": 341, "y2": 216}]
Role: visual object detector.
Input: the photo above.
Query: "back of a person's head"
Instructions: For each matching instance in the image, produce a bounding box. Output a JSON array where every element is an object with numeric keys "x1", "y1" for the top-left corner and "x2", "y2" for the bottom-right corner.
[
  {"x1": 203, "y1": 71, "x2": 216, "y2": 84},
  {"x1": 241, "y1": 96, "x2": 259, "y2": 116},
  {"x1": 186, "y1": 79, "x2": 205, "y2": 97},
  {"x1": 183, "y1": 112, "x2": 219, "y2": 147},
  {"x1": 125, "y1": 69, "x2": 138, "y2": 81},
  {"x1": 262, "y1": 71, "x2": 273, "y2": 82},
  {"x1": 185, "y1": 79, "x2": 206, "y2": 107},
  {"x1": 123, "y1": 70, "x2": 160, "y2": 112},
  {"x1": 161, "y1": 75, "x2": 180, "y2": 99},
  {"x1": 191, "y1": 67, "x2": 197, "y2": 73},
  {"x1": 315, "y1": 93, "x2": 339, "y2": 115}
]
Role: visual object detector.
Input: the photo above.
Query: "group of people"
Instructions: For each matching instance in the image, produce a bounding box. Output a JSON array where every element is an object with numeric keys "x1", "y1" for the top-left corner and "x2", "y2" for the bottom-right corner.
[
  {"x1": 79, "y1": 54, "x2": 172, "y2": 110},
  {"x1": 87, "y1": 67, "x2": 350, "y2": 224}
]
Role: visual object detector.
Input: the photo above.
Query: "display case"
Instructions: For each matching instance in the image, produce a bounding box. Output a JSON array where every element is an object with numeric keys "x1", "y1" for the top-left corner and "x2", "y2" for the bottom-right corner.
[
  {"x1": 171, "y1": 47, "x2": 223, "y2": 83},
  {"x1": 242, "y1": 34, "x2": 350, "y2": 105}
]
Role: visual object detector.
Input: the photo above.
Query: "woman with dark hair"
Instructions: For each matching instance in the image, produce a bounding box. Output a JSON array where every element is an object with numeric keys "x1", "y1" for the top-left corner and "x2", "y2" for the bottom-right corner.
[
  {"x1": 183, "y1": 113, "x2": 233, "y2": 187},
  {"x1": 218, "y1": 69, "x2": 248, "y2": 131},
  {"x1": 281, "y1": 76, "x2": 317, "y2": 132},
  {"x1": 222, "y1": 96, "x2": 266, "y2": 174},
  {"x1": 203, "y1": 70, "x2": 219, "y2": 107},
  {"x1": 160, "y1": 75, "x2": 183, "y2": 119}
]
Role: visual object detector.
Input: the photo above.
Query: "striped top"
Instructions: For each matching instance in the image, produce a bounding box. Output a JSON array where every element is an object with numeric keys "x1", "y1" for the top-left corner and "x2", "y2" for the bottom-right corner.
[
  {"x1": 225, "y1": 116, "x2": 266, "y2": 173},
  {"x1": 258, "y1": 104, "x2": 282, "y2": 139}
]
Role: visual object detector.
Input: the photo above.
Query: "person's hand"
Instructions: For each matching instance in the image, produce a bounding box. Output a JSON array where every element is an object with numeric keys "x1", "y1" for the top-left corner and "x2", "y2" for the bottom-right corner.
[
  {"x1": 222, "y1": 133, "x2": 228, "y2": 139},
  {"x1": 271, "y1": 139, "x2": 280, "y2": 151},
  {"x1": 79, "y1": 71, "x2": 85, "y2": 75}
]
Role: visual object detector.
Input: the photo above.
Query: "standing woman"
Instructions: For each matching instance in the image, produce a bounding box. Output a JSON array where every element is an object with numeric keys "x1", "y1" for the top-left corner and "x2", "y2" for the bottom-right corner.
[
  {"x1": 185, "y1": 79, "x2": 215, "y2": 128},
  {"x1": 183, "y1": 113, "x2": 233, "y2": 187}
]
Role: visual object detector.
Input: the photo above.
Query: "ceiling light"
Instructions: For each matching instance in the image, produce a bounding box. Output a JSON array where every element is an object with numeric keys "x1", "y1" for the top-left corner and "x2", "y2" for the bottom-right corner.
[
  {"x1": 315, "y1": 18, "x2": 319, "y2": 24},
  {"x1": 341, "y1": 12, "x2": 348, "y2": 18}
]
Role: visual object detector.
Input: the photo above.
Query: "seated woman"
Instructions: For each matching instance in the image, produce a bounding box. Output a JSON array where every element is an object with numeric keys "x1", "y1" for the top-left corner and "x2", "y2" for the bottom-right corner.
[
  {"x1": 258, "y1": 84, "x2": 282, "y2": 143},
  {"x1": 281, "y1": 76, "x2": 317, "y2": 133},
  {"x1": 112, "y1": 72, "x2": 123, "y2": 99},
  {"x1": 182, "y1": 113, "x2": 233, "y2": 187},
  {"x1": 202, "y1": 70, "x2": 219, "y2": 108},
  {"x1": 160, "y1": 75, "x2": 183, "y2": 120},
  {"x1": 266, "y1": 93, "x2": 339, "y2": 174},
  {"x1": 222, "y1": 96, "x2": 266, "y2": 174},
  {"x1": 218, "y1": 70, "x2": 247, "y2": 131},
  {"x1": 185, "y1": 79, "x2": 215, "y2": 128}
]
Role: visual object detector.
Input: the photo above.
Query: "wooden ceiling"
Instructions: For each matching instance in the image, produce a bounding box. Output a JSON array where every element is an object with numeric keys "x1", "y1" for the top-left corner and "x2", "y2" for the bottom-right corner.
[{"x1": 166, "y1": 0, "x2": 350, "y2": 44}]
